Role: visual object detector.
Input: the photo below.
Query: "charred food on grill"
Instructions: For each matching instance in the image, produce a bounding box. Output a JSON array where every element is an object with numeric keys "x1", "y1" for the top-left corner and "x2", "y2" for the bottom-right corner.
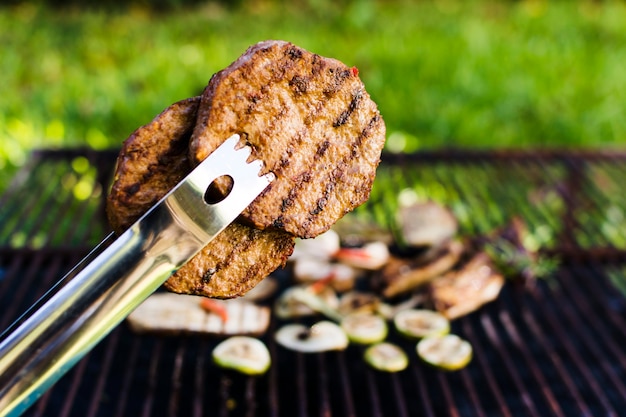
[
  {"x1": 107, "y1": 40, "x2": 386, "y2": 298},
  {"x1": 190, "y1": 40, "x2": 386, "y2": 239},
  {"x1": 106, "y1": 98, "x2": 295, "y2": 299}
]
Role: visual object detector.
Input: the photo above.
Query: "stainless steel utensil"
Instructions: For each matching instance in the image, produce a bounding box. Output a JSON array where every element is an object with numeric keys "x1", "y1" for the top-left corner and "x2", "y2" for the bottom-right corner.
[{"x1": 0, "y1": 134, "x2": 274, "y2": 417}]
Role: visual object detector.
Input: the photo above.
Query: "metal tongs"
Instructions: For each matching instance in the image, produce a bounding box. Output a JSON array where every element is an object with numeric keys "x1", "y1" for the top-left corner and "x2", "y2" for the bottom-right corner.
[{"x1": 0, "y1": 135, "x2": 274, "y2": 417}]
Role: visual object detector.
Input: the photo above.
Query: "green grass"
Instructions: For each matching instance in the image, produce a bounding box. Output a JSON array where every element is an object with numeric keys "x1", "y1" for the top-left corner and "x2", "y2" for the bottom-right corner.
[{"x1": 2, "y1": 0, "x2": 626, "y2": 192}]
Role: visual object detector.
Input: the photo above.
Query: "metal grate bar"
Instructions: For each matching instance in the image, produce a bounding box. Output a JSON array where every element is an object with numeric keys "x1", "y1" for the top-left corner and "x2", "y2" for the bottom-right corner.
[
  {"x1": 335, "y1": 351, "x2": 356, "y2": 417},
  {"x1": 497, "y1": 310, "x2": 565, "y2": 417},
  {"x1": 364, "y1": 364, "x2": 383, "y2": 417},
  {"x1": 460, "y1": 318, "x2": 513, "y2": 417},
  {"x1": 0, "y1": 155, "x2": 51, "y2": 244},
  {"x1": 576, "y1": 264, "x2": 626, "y2": 332},
  {"x1": 0, "y1": 252, "x2": 59, "y2": 330},
  {"x1": 559, "y1": 267, "x2": 626, "y2": 402},
  {"x1": 529, "y1": 276, "x2": 619, "y2": 416},
  {"x1": 436, "y1": 371, "x2": 460, "y2": 417},
  {"x1": 520, "y1": 307, "x2": 591, "y2": 416},
  {"x1": 458, "y1": 364, "x2": 487, "y2": 417},
  {"x1": 316, "y1": 353, "x2": 331, "y2": 417},
  {"x1": 410, "y1": 362, "x2": 436, "y2": 417},
  {"x1": 480, "y1": 313, "x2": 541, "y2": 416},
  {"x1": 142, "y1": 339, "x2": 163, "y2": 417},
  {"x1": 295, "y1": 352, "x2": 308, "y2": 416},
  {"x1": 86, "y1": 329, "x2": 121, "y2": 417},
  {"x1": 266, "y1": 323, "x2": 280, "y2": 417},
  {"x1": 60, "y1": 351, "x2": 91, "y2": 417},
  {"x1": 113, "y1": 332, "x2": 141, "y2": 417}
]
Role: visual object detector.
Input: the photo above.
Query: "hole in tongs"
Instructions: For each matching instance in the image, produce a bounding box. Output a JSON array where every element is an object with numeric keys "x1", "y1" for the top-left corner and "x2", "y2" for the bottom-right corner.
[{"x1": 204, "y1": 175, "x2": 234, "y2": 205}]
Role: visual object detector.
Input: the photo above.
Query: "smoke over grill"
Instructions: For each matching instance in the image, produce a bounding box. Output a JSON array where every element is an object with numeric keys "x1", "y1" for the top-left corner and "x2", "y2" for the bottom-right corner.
[{"x1": 1, "y1": 149, "x2": 625, "y2": 416}]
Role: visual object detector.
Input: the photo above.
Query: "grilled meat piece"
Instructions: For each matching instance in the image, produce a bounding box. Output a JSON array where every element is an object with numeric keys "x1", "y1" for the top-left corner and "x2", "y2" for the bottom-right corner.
[
  {"x1": 430, "y1": 252, "x2": 505, "y2": 320},
  {"x1": 377, "y1": 239, "x2": 464, "y2": 298},
  {"x1": 106, "y1": 98, "x2": 294, "y2": 299},
  {"x1": 107, "y1": 97, "x2": 201, "y2": 232},
  {"x1": 190, "y1": 40, "x2": 386, "y2": 239},
  {"x1": 165, "y1": 221, "x2": 294, "y2": 298}
]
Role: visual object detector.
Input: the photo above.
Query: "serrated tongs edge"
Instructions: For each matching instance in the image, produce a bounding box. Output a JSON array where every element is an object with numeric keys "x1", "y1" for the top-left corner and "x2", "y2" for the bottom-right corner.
[{"x1": 0, "y1": 134, "x2": 273, "y2": 417}]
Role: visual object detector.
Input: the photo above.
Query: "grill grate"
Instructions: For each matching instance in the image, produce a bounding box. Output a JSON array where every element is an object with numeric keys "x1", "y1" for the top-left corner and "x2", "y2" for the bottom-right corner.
[{"x1": 1, "y1": 149, "x2": 625, "y2": 417}]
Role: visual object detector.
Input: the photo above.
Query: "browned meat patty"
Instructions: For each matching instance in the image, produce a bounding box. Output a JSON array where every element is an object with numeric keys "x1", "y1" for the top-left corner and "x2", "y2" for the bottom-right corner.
[
  {"x1": 190, "y1": 40, "x2": 386, "y2": 239},
  {"x1": 107, "y1": 97, "x2": 200, "y2": 233},
  {"x1": 164, "y1": 221, "x2": 294, "y2": 299},
  {"x1": 106, "y1": 97, "x2": 295, "y2": 299}
]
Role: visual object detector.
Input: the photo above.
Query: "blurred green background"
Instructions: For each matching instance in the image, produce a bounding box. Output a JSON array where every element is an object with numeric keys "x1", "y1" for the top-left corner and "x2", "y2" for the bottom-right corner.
[{"x1": 1, "y1": 0, "x2": 626, "y2": 193}]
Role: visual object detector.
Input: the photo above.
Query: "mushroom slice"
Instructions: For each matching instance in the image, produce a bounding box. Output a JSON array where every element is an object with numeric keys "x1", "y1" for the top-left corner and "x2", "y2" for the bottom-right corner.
[
  {"x1": 393, "y1": 309, "x2": 450, "y2": 340},
  {"x1": 275, "y1": 321, "x2": 348, "y2": 353},
  {"x1": 337, "y1": 291, "x2": 381, "y2": 316},
  {"x1": 290, "y1": 229, "x2": 341, "y2": 262},
  {"x1": 289, "y1": 287, "x2": 343, "y2": 322},
  {"x1": 334, "y1": 241, "x2": 390, "y2": 270},
  {"x1": 331, "y1": 214, "x2": 393, "y2": 247},
  {"x1": 341, "y1": 313, "x2": 388, "y2": 345},
  {"x1": 397, "y1": 201, "x2": 458, "y2": 247},
  {"x1": 212, "y1": 336, "x2": 271, "y2": 375},
  {"x1": 364, "y1": 343, "x2": 408, "y2": 372},
  {"x1": 274, "y1": 286, "x2": 339, "y2": 320}
]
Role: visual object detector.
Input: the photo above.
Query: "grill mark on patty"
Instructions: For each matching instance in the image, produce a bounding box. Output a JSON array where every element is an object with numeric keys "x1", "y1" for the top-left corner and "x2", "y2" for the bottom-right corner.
[
  {"x1": 316, "y1": 140, "x2": 331, "y2": 158},
  {"x1": 189, "y1": 41, "x2": 385, "y2": 238},
  {"x1": 310, "y1": 175, "x2": 339, "y2": 216},
  {"x1": 300, "y1": 111, "x2": 381, "y2": 231},
  {"x1": 289, "y1": 75, "x2": 309, "y2": 94},
  {"x1": 333, "y1": 89, "x2": 363, "y2": 128},
  {"x1": 202, "y1": 226, "x2": 258, "y2": 289},
  {"x1": 287, "y1": 45, "x2": 303, "y2": 60},
  {"x1": 120, "y1": 128, "x2": 192, "y2": 198},
  {"x1": 273, "y1": 83, "x2": 365, "y2": 223},
  {"x1": 233, "y1": 225, "x2": 259, "y2": 261},
  {"x1": 280, "y1": 170, "x2": 312, "y2": 213},
  {"x1": 240, "y1": 262, "x2": 262, "y2": 288},
  {"x1": 324, "y1": 68, "x2": 353, "y2": 96},
  {"x1": 251, "y1": 54, "x2": 312, "y2": 172},
  {"x1": 124, "y1": 182, "x2": 141, "y2": 197},
  {"x1": 284, "y1": 60, "x2": 353, "y2": 134},
  {"x1": 260, "y1": 56, "x2": 353, "y2": 177}
]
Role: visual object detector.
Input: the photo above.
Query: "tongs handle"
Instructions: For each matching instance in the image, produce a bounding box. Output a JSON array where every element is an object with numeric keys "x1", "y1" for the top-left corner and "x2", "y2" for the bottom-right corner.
[{"x1": 0, "y1": 135, "x2": 273, "y2": 416}]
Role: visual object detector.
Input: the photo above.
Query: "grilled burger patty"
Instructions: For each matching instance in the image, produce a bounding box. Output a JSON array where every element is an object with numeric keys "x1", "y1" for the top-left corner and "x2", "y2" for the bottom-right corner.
[
  {"x1": 107, "y1": 96, "x2": 200, "y2": 233},
  {"x1": 107, "y1": 40, "x2": 384, "y2": 298},
  {"x1": 190, "y1": 40, "x2": 386, "y2": 239},
  {"x1": 106, "y1": 97, "x2": 295, "y2": 299}
]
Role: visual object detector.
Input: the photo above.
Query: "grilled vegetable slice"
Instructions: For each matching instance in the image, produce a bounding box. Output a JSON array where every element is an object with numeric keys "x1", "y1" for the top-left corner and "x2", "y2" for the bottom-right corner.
[
  {"x1": 288, "y1": 286, "x2": 344, "y2": 322},
  {"x1": 212, "y1": 336, "x2": 271, "y2": 375},
  {"x1": 127, "y1": 293, "x2": 270, "y2": 336},
  {"x1": 397, "y1": 201, "x2": 458, "y2": 247},
  {"x1": 333, "y1": 241, "x2": 390, "y2": 270},
  {"x1": 394, "y1": 309, "x2": 450, "y2": 339},
  {"x1": 417, "y1": 334, "x2": 472, "y2": 371},
  {"x1": 341, "y1": 313, "x2": 388, "y2": 345},
  {"x1": 364, "y1": 343, "x2": 408, "y2": 372},
  {"x1": 338, "y1": 291, "x2": 381, "y2": 316},
  {"x1": 274, "y1": 286, "x2": 339, "y2": 319},
  {"x1": 275, "y1": 321, "x2": 348, "y2": 353}
]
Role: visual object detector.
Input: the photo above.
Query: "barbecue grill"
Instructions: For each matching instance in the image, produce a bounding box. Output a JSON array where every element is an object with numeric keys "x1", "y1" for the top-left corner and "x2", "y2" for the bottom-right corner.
[{"x1": 1, "y1": 148, "x2": 625, "y2": 417}]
